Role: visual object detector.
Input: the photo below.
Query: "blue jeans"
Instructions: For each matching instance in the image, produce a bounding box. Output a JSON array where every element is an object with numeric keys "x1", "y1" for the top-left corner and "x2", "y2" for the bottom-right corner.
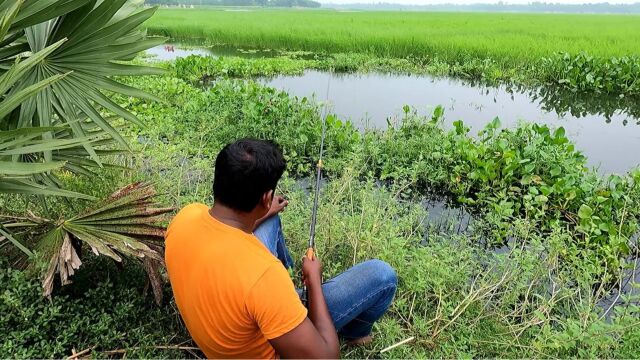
[{"x1": 254, "y1": 215, "x2": 397, "y2": 339}]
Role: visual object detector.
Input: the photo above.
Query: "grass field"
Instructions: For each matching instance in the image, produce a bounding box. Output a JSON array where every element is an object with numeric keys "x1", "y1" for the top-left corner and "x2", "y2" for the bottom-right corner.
[{"x1": 146, "y1": 8, "x2": 640, "y2": 65}]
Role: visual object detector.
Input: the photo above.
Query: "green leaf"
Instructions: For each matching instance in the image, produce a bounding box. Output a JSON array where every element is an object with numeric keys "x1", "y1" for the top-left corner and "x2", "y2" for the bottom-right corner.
[
  {"x1": 535, "y1": 195, "x2": 549, "y2": 203},
  {"x1": 0, "y1": 137, "x2": 93, "y2": 155},
  {"x1": 578, "y1": 204, "x2": 594, "y2": 219},
  {"x1": 5, "y1": 0, "x2": 161, "y2": 181},
  {"x1": 0, "y1": 0, "x2": 22, "y2": 42},
  {"x1": 11, "y1": 0, "x2": 90, "y2": 32},
  {"x1": 0, "y1": 179, "x2": 95, "y2": 199},
  {"x1": 0, "y1": 38, "x2": 66, "y2": 95},
  {"x1": 0, "y1": 226, "x2": 34, "y2": 257},
  {"x1": 0, "y1": 72, "x2": 68, "y2": 119},
  {"x1": 553, "y1": 127, "x2": 566, "y2": 139},
  {"x1": 0, "y1": 160, "x2": 65, "y2": 175}
]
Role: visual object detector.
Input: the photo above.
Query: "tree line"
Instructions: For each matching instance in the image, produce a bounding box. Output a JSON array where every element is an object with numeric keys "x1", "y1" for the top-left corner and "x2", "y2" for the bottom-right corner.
[
  {"x1": 329, "y1": 2, "x2": 640, "y2": 13},
  {"x1": 145, "y1": 0, "x2": 321, "y2": 8}
]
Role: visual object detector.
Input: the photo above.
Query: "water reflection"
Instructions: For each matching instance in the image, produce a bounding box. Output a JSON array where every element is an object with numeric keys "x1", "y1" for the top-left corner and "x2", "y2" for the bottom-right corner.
[
  {"x1": 455, "y1": 80, "x2": 640, "y2": 124},
  {"x1": 145, "y1": 44, "x2": 317, "y2": 61},
  {"x1": 145, "y1": 44, "x2": 212, "y2": 60},
  {"x1": 529, "y1": 86, "x2": 640, "y2": 125}
]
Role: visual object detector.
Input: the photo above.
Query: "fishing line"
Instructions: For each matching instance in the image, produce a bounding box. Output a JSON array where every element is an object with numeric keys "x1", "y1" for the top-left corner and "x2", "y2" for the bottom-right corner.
[{"x1": 302, "y1": 70, "x2": 332, "y2": 308}]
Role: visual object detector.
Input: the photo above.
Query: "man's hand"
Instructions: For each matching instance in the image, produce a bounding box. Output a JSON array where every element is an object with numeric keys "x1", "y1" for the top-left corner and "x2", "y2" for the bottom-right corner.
[
  {"x1": 302, "y1": 254, "x2": 322, "y2": 287},
  {"x1": 268, "y1": 195, "x2": 289, "y2": 217}
]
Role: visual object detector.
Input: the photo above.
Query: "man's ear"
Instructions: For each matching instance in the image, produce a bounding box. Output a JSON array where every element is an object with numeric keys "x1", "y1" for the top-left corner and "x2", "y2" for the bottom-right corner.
[{"x1": 262, "y1": 190, "x2": 274, "y2": 210}]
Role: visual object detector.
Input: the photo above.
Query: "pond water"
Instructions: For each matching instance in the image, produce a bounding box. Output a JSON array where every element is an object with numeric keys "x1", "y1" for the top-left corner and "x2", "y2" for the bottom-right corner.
[
  {"x1": 147, "y1": 44, "x2": 640, "y2": 174},
  {"x1": 261, "y1": 71, "x2": 640, "y2": 175},
  {"x1": 145, "y1": 44, "x2": 298, "y2": 61}
]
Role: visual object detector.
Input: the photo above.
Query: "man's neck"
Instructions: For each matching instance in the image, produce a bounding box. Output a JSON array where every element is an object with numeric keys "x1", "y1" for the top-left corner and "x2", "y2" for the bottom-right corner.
[{"x1": 209, "y1": 203, "x2": 257, "y2": 234}]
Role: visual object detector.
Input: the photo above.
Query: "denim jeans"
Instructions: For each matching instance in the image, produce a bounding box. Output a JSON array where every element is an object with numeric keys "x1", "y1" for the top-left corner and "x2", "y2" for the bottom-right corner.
[{"x1": 254, "y1": 215, "x2": 397, "y2": 339}]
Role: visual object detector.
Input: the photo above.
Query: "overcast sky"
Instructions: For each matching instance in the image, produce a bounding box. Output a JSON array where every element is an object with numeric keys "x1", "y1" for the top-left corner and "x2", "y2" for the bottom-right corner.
[{"x1": 322, "y1": 0, "x2": 639, "y2": 4}]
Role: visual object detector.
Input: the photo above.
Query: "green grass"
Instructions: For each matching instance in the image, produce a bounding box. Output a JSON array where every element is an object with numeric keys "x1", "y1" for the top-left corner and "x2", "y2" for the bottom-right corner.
[
  {"x1": 3, "y1": 65, "x2": 640, "y2": 357},
  {"x1": 146, "y1": 8, "x2": 640, "y2": 65}
]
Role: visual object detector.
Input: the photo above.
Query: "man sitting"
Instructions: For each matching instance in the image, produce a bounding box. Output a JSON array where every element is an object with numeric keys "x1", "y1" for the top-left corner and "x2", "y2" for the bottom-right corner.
[{"x1": 165, "y1": 139, "x2": 397, "y2": 358}]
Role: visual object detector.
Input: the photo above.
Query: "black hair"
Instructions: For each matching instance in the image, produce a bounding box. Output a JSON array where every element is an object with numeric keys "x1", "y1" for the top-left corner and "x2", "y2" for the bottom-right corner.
[{"x1": 213, "y1": 139, "x2": 286, "y2": 212}]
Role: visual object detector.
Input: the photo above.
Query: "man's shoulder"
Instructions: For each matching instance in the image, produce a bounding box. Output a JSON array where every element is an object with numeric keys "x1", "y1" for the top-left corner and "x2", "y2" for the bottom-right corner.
[
  {"x1": 247, "y1": 257, "x2": 297, "y2": 301},
  {"x1": 166, "y1": 203, "x2": 208, "y2": 243},
  {"x1": 168, "y1": 203, "x2": 207, "y2": 227},
  {"x1": 176, "y1": 203, "x2": 208, "y2": 218}
]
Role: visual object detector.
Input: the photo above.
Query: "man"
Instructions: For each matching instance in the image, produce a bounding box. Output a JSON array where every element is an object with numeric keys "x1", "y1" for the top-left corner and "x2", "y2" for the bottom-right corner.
[{"x1": 165, "y1": 139, "x2": 397, "y2": 359}]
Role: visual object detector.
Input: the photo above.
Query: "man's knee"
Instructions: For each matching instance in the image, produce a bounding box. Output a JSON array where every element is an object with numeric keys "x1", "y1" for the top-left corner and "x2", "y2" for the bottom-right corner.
[
  {"x1": 363, "y1": 259, "x2": 397, "y2": 289},
  {"x1": 263, "y1": 214, "x2": 281, "y2": 229}
]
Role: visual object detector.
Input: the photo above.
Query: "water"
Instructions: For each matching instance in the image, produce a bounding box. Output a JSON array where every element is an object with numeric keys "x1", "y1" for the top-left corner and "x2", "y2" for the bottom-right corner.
[
  {"x1": 261, "y1": 71, "x2": 640, "y2": 175},
  {"x1": 146, "y1": 44, "x2": 640, "y2": 174},
  {"x1": 145, "y1": 44, "x2": 212, "y2": 60},
  {"x1": 145, "y1": 44, "x2": 303, "y2": 61}
]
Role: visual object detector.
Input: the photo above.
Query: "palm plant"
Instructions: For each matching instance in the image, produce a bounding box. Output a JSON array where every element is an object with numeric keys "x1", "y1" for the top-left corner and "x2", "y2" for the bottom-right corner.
[
  {"x1": 1, "y1": 0, "x2": 165, "y2": 190},
  {"x1": 0, "y1": 1, "x2": 173, "y2": 301},
  {"x1": 0, "y1": 127, "x2": 94, "y2": 197},
  {"x1": 1, "y1": 182, "x2": 173, "y2": 304}
]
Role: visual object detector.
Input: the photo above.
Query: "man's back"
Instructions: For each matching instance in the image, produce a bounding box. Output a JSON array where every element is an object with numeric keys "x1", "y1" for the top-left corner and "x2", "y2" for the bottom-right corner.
[{"x1": 165, "y1": 203, "x2": 307, "y2": 358}]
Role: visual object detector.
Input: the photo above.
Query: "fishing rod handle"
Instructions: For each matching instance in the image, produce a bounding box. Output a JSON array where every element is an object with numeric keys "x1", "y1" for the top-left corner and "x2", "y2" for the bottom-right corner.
[{"x1": 301, "y1": 247, "x2": 315, "y2": 308}]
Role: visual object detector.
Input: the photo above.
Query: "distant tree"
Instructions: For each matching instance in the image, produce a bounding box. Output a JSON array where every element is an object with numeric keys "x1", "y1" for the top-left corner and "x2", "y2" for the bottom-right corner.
[
  {"x1": 144, "y1": 0, "x2": 322, "y2": 8},
  {"x1": 325, "y1": 1, "x2": 640, "y2": 13}
]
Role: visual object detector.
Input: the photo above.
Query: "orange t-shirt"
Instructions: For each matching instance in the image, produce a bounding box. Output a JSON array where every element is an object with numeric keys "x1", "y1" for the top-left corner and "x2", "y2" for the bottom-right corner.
[{"x1": 165, "y1": 203, "x2": 307, "y2": 359}]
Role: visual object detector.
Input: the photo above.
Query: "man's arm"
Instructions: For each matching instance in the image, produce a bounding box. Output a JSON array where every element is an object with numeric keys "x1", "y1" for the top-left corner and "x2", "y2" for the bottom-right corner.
[{"x1": 269, "y1": 256, "x2": 340, "y2": 359}]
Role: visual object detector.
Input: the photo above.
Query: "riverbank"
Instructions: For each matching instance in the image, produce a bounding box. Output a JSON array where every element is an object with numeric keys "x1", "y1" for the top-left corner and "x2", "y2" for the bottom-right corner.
[{"x1": 4, "y1": 65, "x2": 640, "y2": 357}]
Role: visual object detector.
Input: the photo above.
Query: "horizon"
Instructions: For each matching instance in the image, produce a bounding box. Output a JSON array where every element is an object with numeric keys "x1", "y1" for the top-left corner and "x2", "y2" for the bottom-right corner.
[{"x1": 320, "y1": 0, "x2": 640, "y2": 5}]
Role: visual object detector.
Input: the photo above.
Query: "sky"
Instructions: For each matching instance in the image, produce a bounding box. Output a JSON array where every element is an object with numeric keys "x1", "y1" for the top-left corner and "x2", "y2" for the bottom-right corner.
[{"x1": 321, "y1": 0, "x2": 639, "y2": 4}]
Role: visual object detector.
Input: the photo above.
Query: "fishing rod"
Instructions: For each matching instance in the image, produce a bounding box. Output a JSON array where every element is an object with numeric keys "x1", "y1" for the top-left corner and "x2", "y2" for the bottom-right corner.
[{"x1": 302, "y1": 75, "x2": 331, "y2": 308}]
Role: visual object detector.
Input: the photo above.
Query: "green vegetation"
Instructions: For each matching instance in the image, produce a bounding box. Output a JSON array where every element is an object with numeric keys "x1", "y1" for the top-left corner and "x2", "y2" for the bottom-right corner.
[
  {"x1": 4, "y1": 3, "x2": 640, "y2": 359},
  {"x1": 5, "y1": 65, "x2": 639, "y2": 356},
  {"x1": 147, "y1": 8, "x2": 640, "y2": 97},
  {"x1": 0, "y1": 0, "x2": 172, "y2": 301},
  {"x1": 1, "y1": 258, "x2": 193, "y2": 358},
  {"x1": 171, "y1": 53, "x2": 502, "y2": 81},
  {"x1": 146, "y1": 9, "x2": 640, "y2": 61},
  {"x1": 145, "y1": 0, "x2": 321, "y2": 8},
  {"x1": 541, "y1": 53, "x2": 640, "y2": 96}
]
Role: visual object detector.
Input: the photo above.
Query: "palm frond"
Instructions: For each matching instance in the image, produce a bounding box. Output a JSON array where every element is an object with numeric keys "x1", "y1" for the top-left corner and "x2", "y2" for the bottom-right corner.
[
  {"x1": 1, "y1": 0, "x2": 163, "y2": 193},
  {"x1": 0, "y1": 182, "x2": 174, "y2": 304},
  {"x1": 0, "y1": 127, "x2": 98, "y2": 199},
  {"x1": 6, "y1": 1, "x2": 165, "y2": 163}
]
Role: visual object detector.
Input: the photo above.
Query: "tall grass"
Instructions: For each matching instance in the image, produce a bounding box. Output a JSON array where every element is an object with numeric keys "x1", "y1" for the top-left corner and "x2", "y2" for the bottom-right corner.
[{"x1": 146, "y1": 8, "x2": 640, "y2": 66}]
